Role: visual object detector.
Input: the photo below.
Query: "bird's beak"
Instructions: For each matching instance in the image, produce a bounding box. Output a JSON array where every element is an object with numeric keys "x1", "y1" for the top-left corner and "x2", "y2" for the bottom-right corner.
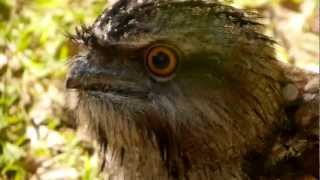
[
  {"x1": 65, "y1": 73, "x2": 88, "y2": 90},
  {"x1": 65, "y1": 56, "x2": 114, "y2": 90},
  {"x1": 65, "y1": 56, "x2": 149, "y2": 96},
  {"x1": 65, "y1": 64, "x2": 83, "y2": 89},
  {"x1": 65, "y1": 57, "x2": 87, "y2": 90}
]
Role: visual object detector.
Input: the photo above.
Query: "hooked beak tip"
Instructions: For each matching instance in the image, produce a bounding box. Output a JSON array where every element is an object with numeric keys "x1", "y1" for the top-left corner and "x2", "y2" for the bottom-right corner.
[{"x1": 65, "y1": 77, "x2": 81, "y2": 89}]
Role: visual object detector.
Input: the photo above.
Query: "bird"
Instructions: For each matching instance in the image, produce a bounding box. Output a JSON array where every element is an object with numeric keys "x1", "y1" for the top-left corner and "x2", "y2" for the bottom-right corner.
[{"x1": 65, "y1": 0, "x2": 318, "y2": 179}]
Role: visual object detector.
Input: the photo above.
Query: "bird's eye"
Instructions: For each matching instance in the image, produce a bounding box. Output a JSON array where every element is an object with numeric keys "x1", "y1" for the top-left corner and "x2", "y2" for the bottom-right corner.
[{"x1": 144, "y1": 45, "x2": 178, "y2": 81}]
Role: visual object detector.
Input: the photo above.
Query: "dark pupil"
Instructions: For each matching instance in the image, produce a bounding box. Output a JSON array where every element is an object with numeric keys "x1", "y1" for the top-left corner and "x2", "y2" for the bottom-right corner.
[{"x1": 152, "y1": 52, "x2": 170, "y2": 69}]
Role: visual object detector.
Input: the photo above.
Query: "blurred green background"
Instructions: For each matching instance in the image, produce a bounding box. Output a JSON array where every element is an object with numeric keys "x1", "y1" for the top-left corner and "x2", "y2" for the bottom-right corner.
[{"x1": 0, "y1": 0, "x2": 318, "y2": 179}]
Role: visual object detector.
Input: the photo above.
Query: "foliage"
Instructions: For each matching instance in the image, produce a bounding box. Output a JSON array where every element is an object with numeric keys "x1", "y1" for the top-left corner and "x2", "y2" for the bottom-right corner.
[
  {"x1": 0, "y1": 0, "x2": 105, "y2": 179},
  {"x1": 0, "y1": 0, "x2": 318, "y2": 179}
]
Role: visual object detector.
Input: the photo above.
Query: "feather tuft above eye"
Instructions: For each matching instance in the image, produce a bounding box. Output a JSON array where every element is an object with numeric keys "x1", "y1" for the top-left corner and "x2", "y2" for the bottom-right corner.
[{"x1": 67, "y1": 25, "x2": 95, "y2": 46}]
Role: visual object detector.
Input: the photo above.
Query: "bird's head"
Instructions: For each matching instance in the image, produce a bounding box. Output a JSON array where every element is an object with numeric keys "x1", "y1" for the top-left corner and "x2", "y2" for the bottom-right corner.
[{"x1": 66, "y1": 0, "x2": 286, "y2": 172}]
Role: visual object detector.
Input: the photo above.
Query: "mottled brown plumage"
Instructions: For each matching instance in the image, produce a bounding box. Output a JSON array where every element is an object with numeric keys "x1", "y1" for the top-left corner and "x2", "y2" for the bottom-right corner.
[{"x1": 65, "y1": 0, "x2": 318, "y2": 179}]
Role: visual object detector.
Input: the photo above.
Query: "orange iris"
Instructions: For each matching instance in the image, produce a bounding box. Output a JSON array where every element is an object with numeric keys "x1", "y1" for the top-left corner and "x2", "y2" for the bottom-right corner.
[{"x1": 145, "y1": 45, "x2": 178, "y2": 77}]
